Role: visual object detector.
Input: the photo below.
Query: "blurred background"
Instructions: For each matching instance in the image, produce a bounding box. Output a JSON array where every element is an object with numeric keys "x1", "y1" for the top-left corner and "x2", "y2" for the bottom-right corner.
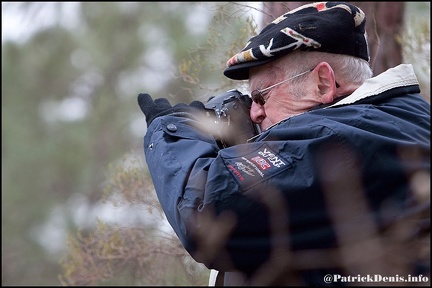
[{"x1": 2, "y1": 2, "x2": 430, "y2": 286}]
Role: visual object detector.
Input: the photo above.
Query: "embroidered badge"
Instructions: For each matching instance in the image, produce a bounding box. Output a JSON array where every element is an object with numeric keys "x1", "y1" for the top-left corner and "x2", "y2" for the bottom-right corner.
[{"x1": 224, "y1": 144, "x2": 291, "y2": 190}]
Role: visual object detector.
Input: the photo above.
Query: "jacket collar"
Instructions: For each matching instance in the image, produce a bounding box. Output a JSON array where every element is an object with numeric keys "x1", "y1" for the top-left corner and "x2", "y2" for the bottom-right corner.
[{"x1": 328, "y1": 64, "x2": 419, "y2": 108}]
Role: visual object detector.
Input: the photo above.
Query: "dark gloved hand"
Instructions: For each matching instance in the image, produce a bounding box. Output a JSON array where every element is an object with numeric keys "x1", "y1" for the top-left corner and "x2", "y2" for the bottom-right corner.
[{"x1": 137, "y1": 93, "x2": 205, "y2": 127}]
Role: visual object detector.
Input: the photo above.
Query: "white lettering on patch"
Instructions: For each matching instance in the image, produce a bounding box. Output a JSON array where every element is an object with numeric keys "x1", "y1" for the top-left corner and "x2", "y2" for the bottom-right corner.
[{"x1": 258, "y1": 148, "x2": 286, "y2": 168}]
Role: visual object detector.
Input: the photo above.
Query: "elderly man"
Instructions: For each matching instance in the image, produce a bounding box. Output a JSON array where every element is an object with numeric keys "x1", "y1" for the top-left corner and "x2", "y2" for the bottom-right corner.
[{"x1": 138, "y1": 2, "x2": 430, "y2": 286}]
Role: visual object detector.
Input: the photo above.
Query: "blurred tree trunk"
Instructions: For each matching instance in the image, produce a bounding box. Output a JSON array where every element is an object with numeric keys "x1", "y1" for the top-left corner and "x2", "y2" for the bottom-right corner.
[{"x1": 261, "y1": 2, "x2": 405, "y2": 76}]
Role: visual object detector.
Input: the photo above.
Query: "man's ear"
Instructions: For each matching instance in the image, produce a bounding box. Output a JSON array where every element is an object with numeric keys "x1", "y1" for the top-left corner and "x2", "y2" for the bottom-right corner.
[{"x1": 314, "y1": 62, "x2": 337, "y2": 104}]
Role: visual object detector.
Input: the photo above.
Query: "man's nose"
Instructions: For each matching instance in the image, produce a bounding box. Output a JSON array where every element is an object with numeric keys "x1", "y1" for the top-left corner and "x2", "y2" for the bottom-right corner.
[{"x1": 250, "y1": 102, "x2": 265, "y2": 124}]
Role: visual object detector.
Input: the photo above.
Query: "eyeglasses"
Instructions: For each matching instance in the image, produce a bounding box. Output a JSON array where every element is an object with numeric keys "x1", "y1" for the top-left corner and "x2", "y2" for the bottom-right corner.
[{"x1": 250, "y1": 68, "x2": 314, "y2": 106}]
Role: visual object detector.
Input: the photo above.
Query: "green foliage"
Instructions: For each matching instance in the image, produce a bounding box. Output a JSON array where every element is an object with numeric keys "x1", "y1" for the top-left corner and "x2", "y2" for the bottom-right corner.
[
  {"x1": 177, "y1": 2, "x2": 259, "y2": 100},
  {"x1": 399, "y1": 2, "x2": 430, "y2": 101},
  {"x1": 59, "y1": 220, "x2": 209, "y2": 286}
]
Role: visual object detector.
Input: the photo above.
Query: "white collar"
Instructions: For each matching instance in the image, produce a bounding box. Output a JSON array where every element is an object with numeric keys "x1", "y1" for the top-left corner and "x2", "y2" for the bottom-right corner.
[{"x1": 328, "y1": 64, "x2": 419, "y2": 108}]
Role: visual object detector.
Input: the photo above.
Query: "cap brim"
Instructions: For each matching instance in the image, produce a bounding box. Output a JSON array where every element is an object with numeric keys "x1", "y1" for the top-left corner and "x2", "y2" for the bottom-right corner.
[{"x1": 223, "y1": 57, "x2": 275, "y2": 80}]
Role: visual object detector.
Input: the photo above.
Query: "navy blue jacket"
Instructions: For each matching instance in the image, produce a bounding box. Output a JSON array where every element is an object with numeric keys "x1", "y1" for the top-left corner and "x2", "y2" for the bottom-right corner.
[{"x1": 143, "y1": 65, "x2": 430, "y2": 285}]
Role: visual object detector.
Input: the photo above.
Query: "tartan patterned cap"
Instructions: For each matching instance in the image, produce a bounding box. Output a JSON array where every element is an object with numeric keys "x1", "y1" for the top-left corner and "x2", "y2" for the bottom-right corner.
[{"x1": 224, "y1": 2, "x2": 369, "y2": 80}]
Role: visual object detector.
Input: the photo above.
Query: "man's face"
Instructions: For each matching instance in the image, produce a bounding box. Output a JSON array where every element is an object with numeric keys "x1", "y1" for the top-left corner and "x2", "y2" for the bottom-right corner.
[{"x1": 248, "y1": 69, "x2": 315, "y2": 131}]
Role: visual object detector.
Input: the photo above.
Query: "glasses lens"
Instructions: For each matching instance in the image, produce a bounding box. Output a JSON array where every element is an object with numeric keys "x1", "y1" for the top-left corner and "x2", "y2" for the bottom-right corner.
[{"x1": 251, "y1": 90, "x2": 265, "y2": 105}]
